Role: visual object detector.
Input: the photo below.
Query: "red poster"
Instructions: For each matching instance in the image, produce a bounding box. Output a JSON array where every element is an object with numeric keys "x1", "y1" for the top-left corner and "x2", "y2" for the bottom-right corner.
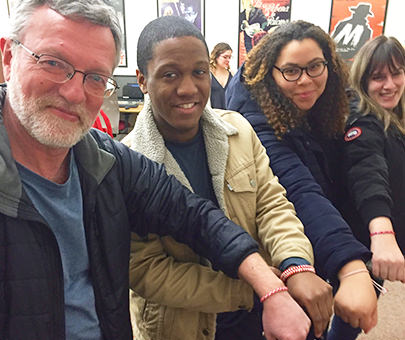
[
  {"x1": 239, "y1": 0, "x2": 291, "y2": 66},
  {"x1": 329, "y1": 0, "x2": 388, "y2": 62}
]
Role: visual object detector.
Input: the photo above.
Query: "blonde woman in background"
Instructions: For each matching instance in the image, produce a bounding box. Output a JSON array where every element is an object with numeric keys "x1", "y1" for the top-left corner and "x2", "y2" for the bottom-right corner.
[{"x1": 210, "y1": 42, "x2": 233, "y2": 109}]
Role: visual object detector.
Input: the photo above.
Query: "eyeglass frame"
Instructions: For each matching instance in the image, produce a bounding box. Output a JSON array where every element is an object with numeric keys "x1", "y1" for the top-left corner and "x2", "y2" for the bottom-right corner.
[
  {"x1": 273, "y1": 60, "x2": 328, "y2": 82},
  {"x1": 11, "y1": 39, "x2": 119, "y2": 98}
]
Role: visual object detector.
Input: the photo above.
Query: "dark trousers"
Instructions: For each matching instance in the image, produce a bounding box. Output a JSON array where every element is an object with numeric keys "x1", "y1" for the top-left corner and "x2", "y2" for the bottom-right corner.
[
  {"x1": 215, "y1": 311, "x2": 264, "y2": 340},
  {"x1": 215, "y1": 310, "x2": 326, "y2": 340}
]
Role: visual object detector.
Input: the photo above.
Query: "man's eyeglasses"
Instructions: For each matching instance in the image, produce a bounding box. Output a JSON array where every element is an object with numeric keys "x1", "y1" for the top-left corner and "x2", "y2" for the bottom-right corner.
[
  {"x1": 12, "y1": 39, "x2": 119, "y2": 98},
  {"x1": 273, "y1": 60, "x2": 328, "y2": 82}
]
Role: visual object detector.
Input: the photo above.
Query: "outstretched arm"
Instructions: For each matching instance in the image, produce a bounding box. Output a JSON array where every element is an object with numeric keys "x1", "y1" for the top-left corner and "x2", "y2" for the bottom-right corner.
[
  {"x1": 129, "y1": 232, "x2": 254, "y2": 313},
  {"x1": 238, "y1": 253, "x2": 311, "y2": 340},
  {"x1": 334, "y1": 260, "x2": 378, "y2": 333},
  {"x1": 343, "y1": 117, "x2": 405, "y2": 283}
]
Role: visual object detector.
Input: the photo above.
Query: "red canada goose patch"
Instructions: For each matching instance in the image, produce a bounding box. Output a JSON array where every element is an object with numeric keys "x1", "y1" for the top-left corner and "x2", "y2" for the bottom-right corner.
[{"x1": 344, "y1": 127, "x2": 362, "y2": 142}]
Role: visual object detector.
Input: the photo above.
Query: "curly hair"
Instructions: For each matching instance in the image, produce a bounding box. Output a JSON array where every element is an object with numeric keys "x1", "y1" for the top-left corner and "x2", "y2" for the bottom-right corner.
[
  {"x1": 350, "y1": 35, "x2": 405, "y2": 134},
  {"x1": 209, "y1": 42, "x2": 232, "y2": 71},
  {"x1": 243, "y1": 20, "x2": 349, "y2": 139}
]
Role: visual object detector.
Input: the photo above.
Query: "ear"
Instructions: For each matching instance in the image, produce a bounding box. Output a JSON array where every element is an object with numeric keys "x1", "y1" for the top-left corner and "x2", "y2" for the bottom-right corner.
[
  {"x1": 1, "y1": 38, "x2": 15, "y2": 82},
  {"x1": 136, "y1": 69, "x2": 148, "y2": 94}
]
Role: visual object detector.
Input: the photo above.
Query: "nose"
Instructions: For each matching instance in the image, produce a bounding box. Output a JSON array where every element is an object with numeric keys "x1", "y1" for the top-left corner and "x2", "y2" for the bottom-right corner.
[
  {"x1": 57, "y1": 72, "x2": 87, "y2": 104},
  {"x1": 297, "y1": 70, "x2": 312, "y2": 84},
  {"x1": 177, "y1": 75, "x2": 198, "y2": 97},
  {"x1": 383, "y1": 75, "x2": 396, "y2": 90}
]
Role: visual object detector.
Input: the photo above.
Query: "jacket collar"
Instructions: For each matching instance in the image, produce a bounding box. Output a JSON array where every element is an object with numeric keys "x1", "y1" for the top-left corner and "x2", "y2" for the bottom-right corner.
[{"x1": 122, "y1": 95, "x2": 238, "y2": 209}]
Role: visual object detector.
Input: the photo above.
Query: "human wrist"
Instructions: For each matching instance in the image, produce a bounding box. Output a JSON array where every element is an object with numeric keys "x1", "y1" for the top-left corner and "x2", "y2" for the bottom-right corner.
[
  {"x1": 260, "y1": 286, "x2": 289, "y2": 303},
  {"x1": 238, "y1": 253, "x2": 285, "y2": 297},
  {"x1": 370, "y1": 230, "x2": 395, "y2": 237},
  {"x1": 338, "y1": 260, "x2": 367, "y2": 281},
  {"x1": 280, "y1": 264, "x2": 316, "y2": 283}
]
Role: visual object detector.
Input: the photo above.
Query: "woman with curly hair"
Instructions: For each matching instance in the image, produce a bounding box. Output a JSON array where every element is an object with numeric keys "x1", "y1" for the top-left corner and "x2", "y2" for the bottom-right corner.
[
  {"x1": 226, "y1": 20, "x2": 378, "y2": 340},
  {"x1": 209, "y1": 42, "x2": 233, "y2": 109}
]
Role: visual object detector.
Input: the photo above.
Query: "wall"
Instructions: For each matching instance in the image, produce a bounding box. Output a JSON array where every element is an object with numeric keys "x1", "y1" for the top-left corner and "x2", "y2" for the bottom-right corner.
[{"x1": 0, "y1": 0, "x2": 402, "y2": 76}]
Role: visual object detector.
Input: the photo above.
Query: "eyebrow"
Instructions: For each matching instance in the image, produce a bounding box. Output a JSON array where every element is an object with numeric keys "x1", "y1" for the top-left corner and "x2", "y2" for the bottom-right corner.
[{"x1": 280, "y1": 57, "x2": 324, "y2": 68}]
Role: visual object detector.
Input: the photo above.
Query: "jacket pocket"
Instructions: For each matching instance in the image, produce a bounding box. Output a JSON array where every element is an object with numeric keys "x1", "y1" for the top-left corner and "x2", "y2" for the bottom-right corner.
[{"x1": 224, "y1": 162, "x2": 257, "y2": 232}]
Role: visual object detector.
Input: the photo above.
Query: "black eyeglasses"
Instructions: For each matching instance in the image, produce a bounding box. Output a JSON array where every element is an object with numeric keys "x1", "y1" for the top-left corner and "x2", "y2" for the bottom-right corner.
[
  {"x1": 273, "y1": 60, "x2": 328, "y2": 82},
  {"x1": 13, "y1": 39, "x2": 119, "y2": 98}
]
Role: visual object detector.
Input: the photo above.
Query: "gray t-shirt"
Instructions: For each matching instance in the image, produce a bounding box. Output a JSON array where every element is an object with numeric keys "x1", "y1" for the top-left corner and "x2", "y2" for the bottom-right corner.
[{"x1": 17, "y1": 152, "x2": 102, "y2": 340}]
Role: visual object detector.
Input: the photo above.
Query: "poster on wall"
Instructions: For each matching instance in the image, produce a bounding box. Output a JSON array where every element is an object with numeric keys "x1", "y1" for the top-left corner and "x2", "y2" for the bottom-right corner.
[
  {"x1": 329, "y1": 0, "x2": 389, "y2": 63},
  {"x1": 105, "y1": 0, "x2": 128, "y2": 67},
  {"x1": 238, "y1": 0, "x2": 291, "y2": 67},
  {"x1": 157, "y1": 0, "x2": 204, "y2": 34}
]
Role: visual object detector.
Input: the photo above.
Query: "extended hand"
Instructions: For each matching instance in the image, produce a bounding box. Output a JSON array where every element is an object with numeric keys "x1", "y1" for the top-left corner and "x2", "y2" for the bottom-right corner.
[
  {"x1": 371, "y1": 234, "x2": 405, "y2": 282},
  {"x1": 286, "y1": 272, "x2": 333, "y2": 338},
  {"x1": 262, "y1": 290, "x2": 311, "y2": 340},
  {"x1": 335, "y1": 262, "x2": 378, "y2": 333}
]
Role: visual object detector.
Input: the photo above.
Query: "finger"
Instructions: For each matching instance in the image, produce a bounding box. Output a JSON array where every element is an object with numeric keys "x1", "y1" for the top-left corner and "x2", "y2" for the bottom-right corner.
[
  {"x1": 305, "y1": 303, "x2": 326, "y2": 338},
  {"x1": 316, "y1": 300, "x2": 333, "y2": 337},
  {"x1": 360, "y1": 307, "x2": 378, "y2": 333},
  {"x1": 378, "y1": 263, "x2": 388, "y2": 280},
  {"x1": 400, "y1": 266, "x2": 405, "y2": 283},
  {"x1": 388, "y1": 264, "x2": 401, "y2": 281}
]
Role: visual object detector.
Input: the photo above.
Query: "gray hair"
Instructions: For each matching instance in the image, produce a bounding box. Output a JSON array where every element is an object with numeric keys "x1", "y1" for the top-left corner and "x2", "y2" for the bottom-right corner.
[{"x1": 8, "y1": 0, "x2": 122, "y2": 67}]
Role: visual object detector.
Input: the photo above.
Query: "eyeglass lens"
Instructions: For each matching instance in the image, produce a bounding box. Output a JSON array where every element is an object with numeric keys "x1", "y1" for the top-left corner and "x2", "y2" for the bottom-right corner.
[
  {"x1": 281, "y1": 61, "x2": 327, "y2": 81},
  {"x1": 35, "y1": 55, "x2": 115, "y2": 97}
]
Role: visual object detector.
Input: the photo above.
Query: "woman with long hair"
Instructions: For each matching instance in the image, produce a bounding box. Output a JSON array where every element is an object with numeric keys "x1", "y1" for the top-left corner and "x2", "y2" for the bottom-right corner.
[
  {"x1": 225, "y1": 20, "x2": 378, "y2": 339},
  {"x1": 209, "y1": 42, "x2": 233, "y2": 109},
  {"x1": 334, "y1": 35, "x2": 405, "y2": 338}
]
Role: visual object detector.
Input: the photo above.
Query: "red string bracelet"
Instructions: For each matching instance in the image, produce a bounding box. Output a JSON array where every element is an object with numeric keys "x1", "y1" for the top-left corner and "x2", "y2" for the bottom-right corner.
[
  {"x1": 370, "y1": 230, "x2": 395, "y2": 237},
  {"x1": 280, "y1": 264, "x2": 316, "y2": 283},
  {"x1": 260, "y1": 286, "x2": 288, "y2": 303}
]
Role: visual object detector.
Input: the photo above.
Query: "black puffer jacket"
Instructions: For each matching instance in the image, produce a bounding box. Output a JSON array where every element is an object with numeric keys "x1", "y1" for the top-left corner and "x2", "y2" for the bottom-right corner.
[
  {"x1": 342, "y1": 106, "x2": 405, "y2": 253},
  {"x1": 0, "y1": 87, "x2": 258, "y2": 340}
]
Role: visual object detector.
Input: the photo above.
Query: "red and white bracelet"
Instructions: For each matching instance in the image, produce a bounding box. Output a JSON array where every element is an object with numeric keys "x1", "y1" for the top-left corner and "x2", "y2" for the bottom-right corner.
[
  {"x1": 370, "y1": 230, "x2": 395, "y2": 237},
  {"x1": 280, "y1": 264, "x2": 316, "y2": 283},
  {"x1": 260, "y1": 286, "x2": 288, "y2": 303}
]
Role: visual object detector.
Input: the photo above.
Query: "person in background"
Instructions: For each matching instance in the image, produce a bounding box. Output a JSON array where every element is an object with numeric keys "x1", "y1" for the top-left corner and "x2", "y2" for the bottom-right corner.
[
  {"x1": 0, "y1": 1, "x2": 312, "y2": 339},
  {"x1": 225, "y1": 20, "x2": 378, "y2": 339},
  {"x1": 209, "y1": 42, "x2": 233, "y2": 109},
  {"x1": 330, "y1": 35, "x2": 405, "y2": 339},
  {"x1": 122, "y1": 15, "x2": 332, "y2": 340},
  {"x1": 92, "y1": 109, "x2": 114, "y2": 138},
  {"x1": 0, "y1": 52, "x2": 4, "y2": 83}
]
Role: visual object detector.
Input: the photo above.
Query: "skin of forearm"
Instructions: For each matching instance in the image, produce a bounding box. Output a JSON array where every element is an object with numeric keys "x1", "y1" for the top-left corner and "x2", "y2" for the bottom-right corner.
[{"x1": 237, "y1": 252, "x2": 284, "y2": 296}]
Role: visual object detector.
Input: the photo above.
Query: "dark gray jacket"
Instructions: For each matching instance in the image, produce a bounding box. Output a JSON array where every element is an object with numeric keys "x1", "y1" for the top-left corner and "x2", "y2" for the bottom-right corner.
[{"x1": 0, "y1": 87, "x2": 258, "y2": 340}]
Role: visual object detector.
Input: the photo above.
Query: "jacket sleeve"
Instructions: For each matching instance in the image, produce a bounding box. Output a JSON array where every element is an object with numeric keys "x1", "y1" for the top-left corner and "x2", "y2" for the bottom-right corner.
[
  {"x1": 343, "y1": 116, "x2": 392, "y2": 226},
  {"x1": 254, "y1": 127, "x2": 315, "y2": 266},
  {"x1": 230, "y1": 110, "x2": 370, "y2": 282},
  {"x1": 116, "y1": 141, "x2": 259, "y2": 279},
  {"x1": 223, "y1": 113, "x2": 314, "y2": 267},
  {"x1": 129, "y1": 232, "x2": 253, "y2": 313}
]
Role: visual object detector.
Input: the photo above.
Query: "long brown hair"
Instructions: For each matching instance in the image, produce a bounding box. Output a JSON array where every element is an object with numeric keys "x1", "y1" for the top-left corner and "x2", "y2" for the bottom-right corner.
[
  {"x1": 350, "y1": 35, "x2": 405, "y2": 134},
  {"x1": 244, "y1": 20, "x2": 349, "y2": 139}
]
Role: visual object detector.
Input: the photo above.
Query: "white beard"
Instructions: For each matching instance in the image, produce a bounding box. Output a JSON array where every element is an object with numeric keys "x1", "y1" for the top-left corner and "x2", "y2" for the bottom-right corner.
[{"x1": 7, "y1": 66, "x2": 94, "y2": 149}]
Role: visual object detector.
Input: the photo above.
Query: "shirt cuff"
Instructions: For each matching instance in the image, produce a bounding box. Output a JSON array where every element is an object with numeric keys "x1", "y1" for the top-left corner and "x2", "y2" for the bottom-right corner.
[{"x1": 279, "y1": 257, "x2": 311, "y2": 272}]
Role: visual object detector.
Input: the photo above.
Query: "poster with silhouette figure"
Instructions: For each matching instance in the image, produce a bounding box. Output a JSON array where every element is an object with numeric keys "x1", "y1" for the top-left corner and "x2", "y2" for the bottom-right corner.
[
  {"x1": 238, "y1": 0, "x2": 291, "y2": 66},
  {"x1": 158, "y1": 0, "x2": 204, "y2": 34},
  {"x1": 329, "y1": 0, "x2": 388, "y2": 63}
]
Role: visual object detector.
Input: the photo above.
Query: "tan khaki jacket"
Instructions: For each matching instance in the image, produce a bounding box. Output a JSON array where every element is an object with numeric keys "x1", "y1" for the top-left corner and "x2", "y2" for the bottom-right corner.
[{"x1": 122, "y1": 98, "x2": 313, "y2": 340}]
